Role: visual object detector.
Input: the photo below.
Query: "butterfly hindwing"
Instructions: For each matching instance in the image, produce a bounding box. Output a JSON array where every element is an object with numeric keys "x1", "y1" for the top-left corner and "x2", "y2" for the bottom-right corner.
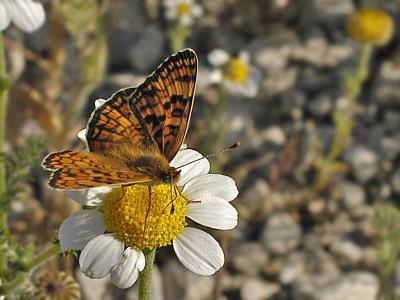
[
  {"x1": 42, "y1": 150, "x2": 109, "y2": 171},
  {"x1": 49, "y1": 168, "x2": 154, "y2": 189},
  {"x1": 44, "y1": 149, "x2": 155, "y2": 189}
]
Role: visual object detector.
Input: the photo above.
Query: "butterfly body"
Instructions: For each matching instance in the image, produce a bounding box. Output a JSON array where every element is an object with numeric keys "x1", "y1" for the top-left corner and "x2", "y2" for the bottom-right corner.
[{"x1": 43, "y1": 49, "x2": 197, "y2": 190}]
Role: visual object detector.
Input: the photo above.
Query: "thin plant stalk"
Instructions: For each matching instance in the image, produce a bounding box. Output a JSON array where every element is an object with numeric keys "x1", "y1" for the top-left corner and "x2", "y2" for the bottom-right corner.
[
  {"x1": 139, "y1": 248, "x2": 156, "y2": 300},
  {"x1": 0, "y1": 33, "x2": 10, "y2": 275}
]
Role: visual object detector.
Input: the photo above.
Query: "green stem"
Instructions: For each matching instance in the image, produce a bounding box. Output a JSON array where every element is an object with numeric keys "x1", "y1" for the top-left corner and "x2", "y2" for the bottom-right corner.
[
  {"x1": 139, "y1": 248, "x2": 156, "y2": 300},
  {"x1": 327, "y1": 43, "x2": 372, "y2": 161},
  {"x1": 1, "y1": 244, "x2": 60, "y2": 294},
  {"x1": 0, "y1": 33, "x2": 10, "y2": 274},
  {"x1": 168, "y1": 24, "x2": 191, "y2": 52}
]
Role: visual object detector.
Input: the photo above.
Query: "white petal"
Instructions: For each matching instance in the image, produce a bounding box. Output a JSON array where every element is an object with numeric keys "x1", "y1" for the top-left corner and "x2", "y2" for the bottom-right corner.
[
  {"x1": 170, "y1": 149, "x2": 210, "y2": 186},
  {"x1": 95, "y1": 98, "x2": 107, "y2": 108},
  {"x1": 208, "y1": 69, "x2": 223, "y2": 84},
  {"x1": 208, "y1": 49, "x2": 230, "y2": 66},
  {"x1": 183, "y1": 174, "x2": 239, "y2": 202},
  {"x1": 238, "y1": 51, "x2": 250, "y2": 64},
  {"x1": 192, "y1": 5, "x2": 203, "y2": 17},
  {"x1": 188, "y1": 196, "x2": 238, "y2": 230},
  {"x1": 0, "y1": 4, "x2": 11, "y2": 31},
  {"x1": 66, "y1": 186, "x2": 112, "y2": 206},
  {"x1": 77, "y1": 129, "x2": 87, "y2": 142},
  {"x1": 79, "y1": 234, "x2": 124, "y2": 279},
  {"x1": 110, "y1": 248, "x2": 140, "y2": 289},
  {"x1": 58, "y1": 210, "x2": 106, "y2": 251},
  {"x1": 137, "y1": 251, "x2": 146, "y2": 271},
  {"x1": 173, "y1": 227, "x2": 224, "y2": 275},
  {"x1": 5, "y1": 0, "x2": 45, "y2": 32}
]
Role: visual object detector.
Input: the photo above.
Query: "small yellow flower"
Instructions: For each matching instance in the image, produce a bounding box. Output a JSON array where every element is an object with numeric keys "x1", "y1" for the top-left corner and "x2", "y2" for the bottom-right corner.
[
  {"x1": 347, "y1": 7, "x2": 394, "y2": 46},
  {"x1": 223, "y1": 58, "x2": 250, "y2": 85}
]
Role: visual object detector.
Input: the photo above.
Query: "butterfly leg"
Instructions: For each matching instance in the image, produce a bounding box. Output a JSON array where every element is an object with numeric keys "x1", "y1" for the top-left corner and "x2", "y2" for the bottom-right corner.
[
  {"x1": 163, "y1": 185, "x2": 182, "y2": 214},
  {"x1": 143, "y1": 186, "x2": 152, "y2": 237}
]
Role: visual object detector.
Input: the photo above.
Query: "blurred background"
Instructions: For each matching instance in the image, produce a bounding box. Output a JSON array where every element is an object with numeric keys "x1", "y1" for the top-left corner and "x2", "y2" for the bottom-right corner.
[{"x1": 2, "y1": 0, "x2": 400, "y2": 299}]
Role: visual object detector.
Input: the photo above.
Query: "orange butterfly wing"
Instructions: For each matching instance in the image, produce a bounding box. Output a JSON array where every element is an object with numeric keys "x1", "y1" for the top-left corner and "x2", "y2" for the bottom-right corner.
[
  {"x1": 42, "y1": 150, "x2": 154, "y2": 189},
  {"x1": 85, "y1": 48, "x2": 197, "y2": 161}
]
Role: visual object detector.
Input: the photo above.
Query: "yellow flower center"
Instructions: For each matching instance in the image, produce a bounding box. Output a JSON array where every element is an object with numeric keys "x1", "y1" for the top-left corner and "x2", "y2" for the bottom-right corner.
[
  {"x1": 224, "y1": 58, "x2": 249, "y2": 84},
  {"x1": 177, "y1": 3, "x2": 192, "y2": 16},
  {"x1": 103, "y1": 184, "x2": 187, "y2": 250},
  {"x1": 347, "y1": 7, "x2": 394, "y2": 46}
]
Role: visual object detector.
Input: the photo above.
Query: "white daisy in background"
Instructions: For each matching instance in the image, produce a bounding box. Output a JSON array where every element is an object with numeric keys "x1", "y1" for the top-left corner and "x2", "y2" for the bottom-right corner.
[
  {"x1": 163, "y1": 0, "x2": 203, "y2": 27},
  {"x1": 208, "y1": 48, "x2": 263, "y2": 98},
  {"x1": 0, "y1": 0, "x2": 45, "y2": 32},
  {"x1": 58, "y1": 100, "x2": 239, "y2": 289}
]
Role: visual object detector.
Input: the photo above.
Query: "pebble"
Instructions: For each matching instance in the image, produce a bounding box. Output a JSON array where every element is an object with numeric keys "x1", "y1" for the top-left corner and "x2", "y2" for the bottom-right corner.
[
  {"x1": 128, "y1": 25, "x2": 166, "y2": 72},
  {"x1": 345, "y1": 146, "x2": 379, "y2": 183},
  {"x1": 261, "y1": 212, "x2": 302, "y2": 255},
  {"x1": 391, "y1": 168, "x2": 400, "y2": 194},
  {"x1": 298, "y1": 271, "x2": 379, "y2": 300},
  {"x1": 231, "y1": 242, "x2": 269, "y2": 275},
  {"x1": 340, "y1": 182, "x2": 366, "y2": 210},
  {"x1": 330, "y1": 236, "x2": 363, "y2": 265},
  {"x1": 241, "y1": 278, "x2": 281, "y2": 300}
]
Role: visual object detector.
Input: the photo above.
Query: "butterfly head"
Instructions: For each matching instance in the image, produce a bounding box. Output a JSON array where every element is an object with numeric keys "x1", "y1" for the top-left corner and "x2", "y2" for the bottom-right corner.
[{"x1": 161, "y1": 167, "x2": 181, "y2": 184}]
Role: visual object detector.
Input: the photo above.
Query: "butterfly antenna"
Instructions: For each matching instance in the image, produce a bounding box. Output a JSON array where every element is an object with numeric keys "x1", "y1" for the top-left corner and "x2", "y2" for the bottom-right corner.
[{"x1": 176, "y1": 141, "x2": 240, "y2": 170}]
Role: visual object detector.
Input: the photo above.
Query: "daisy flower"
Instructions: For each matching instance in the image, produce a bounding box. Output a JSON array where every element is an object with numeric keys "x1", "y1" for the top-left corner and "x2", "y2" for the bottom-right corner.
[
  {"x1": 163, "y1": 0, "x2": 203, "y2": 27},
  {"x1": 208, "y1": 48, "x2": 262, "y2": 98},
  {"x1": 0, "y1": 0, "x2": 45, "y2": 32},
  {"x1": 57, "y1": 100, "x2": 239, "y2": 289}
]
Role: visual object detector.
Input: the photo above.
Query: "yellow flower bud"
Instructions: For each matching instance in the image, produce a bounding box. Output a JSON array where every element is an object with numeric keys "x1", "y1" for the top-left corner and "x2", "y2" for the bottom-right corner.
[{"x1": 347, "y1": 7, "x2": 394, "y2": 46}]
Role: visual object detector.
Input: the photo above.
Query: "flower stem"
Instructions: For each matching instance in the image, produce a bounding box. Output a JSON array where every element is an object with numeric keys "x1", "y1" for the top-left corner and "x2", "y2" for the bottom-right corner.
[
  {"x1": 139, "y1": 248, "x2": 156, "y2": 300},
  {"x1": 1, "y1": 244, "x2": 60, "y2": 294},
  {"x1": 0, "y1": 33, "x2": 10, "y2": 275},
  {"x1": 168, "y1": 24, "x2": 191, "y2": 52}
]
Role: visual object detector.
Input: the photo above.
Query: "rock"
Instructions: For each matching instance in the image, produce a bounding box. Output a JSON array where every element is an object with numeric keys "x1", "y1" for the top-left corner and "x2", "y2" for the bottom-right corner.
[
  {"x1": 309, "y1": 95, "x2": 333, "y2": 117},
  {"x1": 241, "y1": 180, "x2": 270, "y2": 217},
  {"x1": 262, "y1": 67, "x2": 298, "y2": 96},
  {"x1": 384, "y1": 111, "x2": 400, "y2": 132},
  {"x1": 381, "y1": 137, "x2": 400, "y2": 162},
  {"x1": 391, "y1": 168, "x2": 400, "y2": 194},
  {"x1": 128, "y1": 25, "x2": 166, "y2": 73},
  {"x1": 231, "y1": 242, "x2": 269, "y2": 275},
  {"x1": 313, "y1": 0, "x2": 354, "y2": 16},
  {"x1": 162, "y1": 260, "x2": 214, "y2": 300},
  {"x1": 330, "y1": 236, "x2": 363, "y2": 265},
  {"x1": 77, "y1": 271, "x2": 111, "y2": 300},
  {"x1": 345, "y1": 146, "x2": 379, "y2": 182},
  {"x1": 261, "y1": 212, "x2": 302, "y2": 255},
  {"x1": 340, "y1": 182, "x2": 366, "y2": 210},
  {"x1": 278, "y1": 252, "x2": 305, "y2": 285},
  {"x1": 296, "y1": 271, "x2": 379, "y2": 300},
  {"x1": 241, "y1": 278, "x2": 281, "y2": 300},
  {"x1": 261, "y1": 126, "x2": 286, "y2": 145}
]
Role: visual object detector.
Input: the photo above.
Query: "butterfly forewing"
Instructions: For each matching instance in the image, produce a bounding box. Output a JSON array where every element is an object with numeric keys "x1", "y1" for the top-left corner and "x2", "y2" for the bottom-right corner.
[
  {"x1": 131, "y1": 49, "x2": 197, "y2": 160},
  {"x1": 85, "y1": 48, "x2": 197, "y2": 161}
]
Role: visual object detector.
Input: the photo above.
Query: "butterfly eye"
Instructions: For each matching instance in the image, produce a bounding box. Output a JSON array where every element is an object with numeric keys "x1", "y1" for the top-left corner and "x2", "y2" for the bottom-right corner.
[{"x1": 162, "y1": 173, "x2": 172, "y2": 183}]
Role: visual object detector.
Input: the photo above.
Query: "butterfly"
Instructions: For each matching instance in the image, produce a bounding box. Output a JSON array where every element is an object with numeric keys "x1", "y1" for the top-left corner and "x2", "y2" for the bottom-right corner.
[{"x1": 42, "y1": 49, "x2": 198, "y2": 190}]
